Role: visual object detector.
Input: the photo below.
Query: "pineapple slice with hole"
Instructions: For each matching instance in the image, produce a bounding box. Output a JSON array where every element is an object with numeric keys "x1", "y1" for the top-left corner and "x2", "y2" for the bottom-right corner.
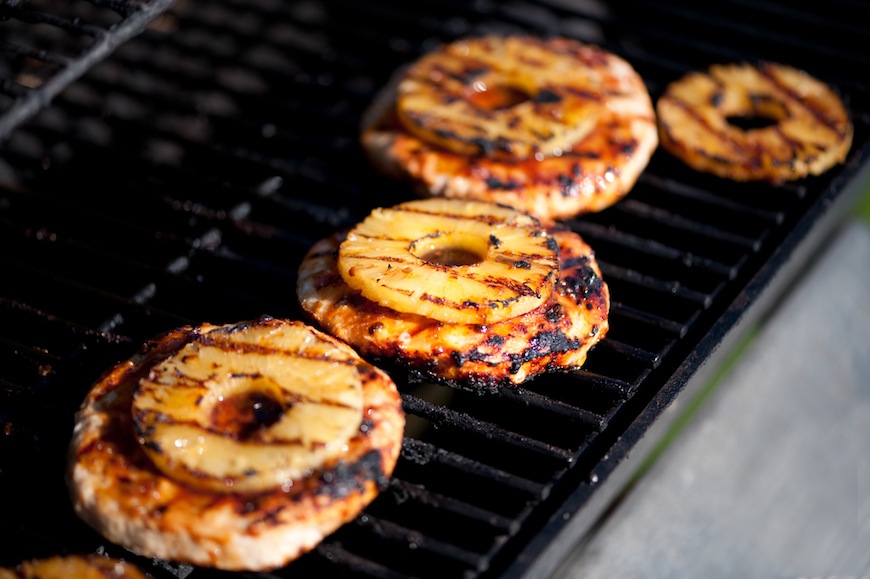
[
  {"x1": 337, "y1": 198, "x2": 559, "y2": 325},
  {"x1": 132, "y1": 320, "x2": 364, "y2": 494},
  {"x1": 395, "y1": 35, "x2": 602, "y2": 160}
]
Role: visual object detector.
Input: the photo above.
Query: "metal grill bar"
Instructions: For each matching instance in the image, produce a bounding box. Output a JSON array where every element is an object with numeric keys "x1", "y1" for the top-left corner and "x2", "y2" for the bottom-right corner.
[
  {"x1": 0, "y1": 0, "x2": 177, "y2": 139},
  {"x1": 401, "y1": 394, "x2": 577, "y2": 462},
  {"x1": 400, "y1": 439, "x2": 547, "y2": 496}
]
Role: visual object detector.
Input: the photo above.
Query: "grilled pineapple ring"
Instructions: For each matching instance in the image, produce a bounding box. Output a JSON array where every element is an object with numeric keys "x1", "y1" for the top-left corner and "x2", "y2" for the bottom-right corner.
[
  {"x1": 656, "y1": 61, "x2": 853, "y2": 182},
  {"x1": 395, "y1": 35, "x2": 602, "y2": 160},
  {"x1": 337, "y1": 198, "x2": 559, "y2": 325},
  {"x1": 133, "y1": 319, "x2": 364, "y2": 494}
]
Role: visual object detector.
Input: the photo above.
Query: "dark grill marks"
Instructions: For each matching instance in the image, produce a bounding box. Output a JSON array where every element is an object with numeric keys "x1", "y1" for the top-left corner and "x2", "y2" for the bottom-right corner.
[
  {"x1": 533, "y1": 89, "x2": 562, "y2": 104},
  {"x1": 757, "y1": 61, "x2": 850, "y2": 137},
  {"x1": 433, "y1": 62, "x2": 490, "y2": 87},
  {"x1": 195, "y1": 319, "x2": 359, "y2": 367},
  {"x1": 485, "y1": 175, "x2": 522, "y2": 190},
  {"x1": 661, "y1": 91, "x2": 747, "y2": 162}
]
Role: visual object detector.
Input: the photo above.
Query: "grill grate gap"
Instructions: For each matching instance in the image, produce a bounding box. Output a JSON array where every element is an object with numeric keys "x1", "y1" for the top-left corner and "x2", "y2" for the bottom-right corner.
[{"x1": 400, "y1": 392, "x2": 576, "y2": 463}]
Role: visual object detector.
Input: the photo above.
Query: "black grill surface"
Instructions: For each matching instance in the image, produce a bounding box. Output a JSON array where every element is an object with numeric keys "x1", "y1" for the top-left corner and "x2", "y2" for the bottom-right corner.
[{"x1": 1, "y1": 1, "x2": 869, "y2": 578}]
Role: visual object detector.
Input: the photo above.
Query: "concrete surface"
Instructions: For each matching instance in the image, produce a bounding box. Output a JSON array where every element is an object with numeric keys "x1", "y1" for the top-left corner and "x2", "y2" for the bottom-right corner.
[{"x1": 553, "y1": 220, "x2": 870, "y2": 579}]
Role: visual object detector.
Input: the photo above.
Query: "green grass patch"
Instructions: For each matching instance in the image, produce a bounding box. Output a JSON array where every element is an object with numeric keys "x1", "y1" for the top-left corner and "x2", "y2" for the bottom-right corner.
[{"x1": 856, "y1": 183, "x2": 870, "y2": 225}]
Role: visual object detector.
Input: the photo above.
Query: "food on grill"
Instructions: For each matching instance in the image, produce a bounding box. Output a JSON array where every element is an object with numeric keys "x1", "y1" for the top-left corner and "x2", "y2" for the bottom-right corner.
[
  {"x1": 656, "y1": 61, "x2": 853, "y2": 182},
  {"x1": 361, "y1": 35, "x2": 658, "y2": 222},
  {"x1": 0, "y1": 555, "x2": 146, "y2": 579},
  {"x1": 395, "y1": 35, "x2": 601, "y2": 161},
  {"x1": 337, "y1": 198, "x2": 559, "y2": 325},
  {"x1": 298, "y1": 198, "x2": 609, "y2": 387},
  {"x1": 67, "y1": 317, "x2": 405, "y2": 571}
]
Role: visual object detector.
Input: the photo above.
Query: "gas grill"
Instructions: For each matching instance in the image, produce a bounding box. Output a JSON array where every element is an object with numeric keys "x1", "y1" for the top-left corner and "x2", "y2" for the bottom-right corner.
[{"x1": 1, "y1": 1, "x2": 868, "y2": 578}]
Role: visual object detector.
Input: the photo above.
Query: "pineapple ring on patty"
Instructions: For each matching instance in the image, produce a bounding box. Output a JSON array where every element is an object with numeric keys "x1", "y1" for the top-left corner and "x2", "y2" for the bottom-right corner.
[
  {"x1": 299, "y1": 226, "x2": 609, "y2": 387},
  {"x1": 362, "y1": 35, "x2": 658, "y2": 222},
  {"x1": 0, "y1": 555, "x2": 147, "y2": 579},
  {"x1": 67, "y1": 317, "x2": 405, "y2": 571},
  {"x1": 395, "y1": 35, "x2": 602, "y2": 160},
  {"x1": 656, "y1": 61, "x2": 853, "y2": 182},
  {"x1": 133, "y1": 320, "x2": 364, "y2": 494},
  {"x1": 337, "y1": 198, "x2": 559, "y2": 326}
]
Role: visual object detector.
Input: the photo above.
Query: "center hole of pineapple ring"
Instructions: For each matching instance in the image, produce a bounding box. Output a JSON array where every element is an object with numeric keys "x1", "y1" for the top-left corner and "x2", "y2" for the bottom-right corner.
[
  {"x1": 466, "y1": 82, "x2": 532, "y2": 111},
  {"x1": 725, "y1": 95, "x2": 786, "y2": 131},
  {"x1": 210, "y1": 391, "x2": 283, "y2": 440},
  {"x1": 411, "y1": 231, "x2": 489, "y2": 267}
]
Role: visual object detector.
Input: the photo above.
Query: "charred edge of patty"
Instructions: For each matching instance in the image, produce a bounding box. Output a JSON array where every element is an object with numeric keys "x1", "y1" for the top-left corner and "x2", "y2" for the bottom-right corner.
[
  {"x1": 559, "y1": 254, "x2": 607, "y2": 309},
  {"x1": 314, "y1": 448, "x2": 390, "y2": 500}
]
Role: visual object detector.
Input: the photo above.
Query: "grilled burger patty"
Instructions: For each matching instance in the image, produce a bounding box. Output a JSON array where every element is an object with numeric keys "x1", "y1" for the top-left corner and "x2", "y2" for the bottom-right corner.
[
  {"x1": 66, "y1": 317, "x2": 405, "y2": 571},
  {"x1": 298, "y1": 225, "x2": 609, "y2": 388},
  {"x1": 361, "y1": 35, "x2": 658, "y2": 222}
]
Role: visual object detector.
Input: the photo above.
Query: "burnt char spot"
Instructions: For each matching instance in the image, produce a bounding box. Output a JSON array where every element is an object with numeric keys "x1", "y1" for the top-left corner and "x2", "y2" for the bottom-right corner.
[
  {"x1": 470, "y1": 136, "x2": 513, "y2": 156},
  {"x1": 546, "y1": 237, "x2": 559, "y2": 252},
  {"x1": 489, "y1": 234, "x2": 502, "y2": 248},
  {"x1": 425, "y1": 293, "x2": 448, "y2": 306},
  {"x1": 528, "y1": 330, "x2": 577, "y2": 357},
  {"x1": 434, "y1": 127, "x2": 462, "y2": 142},
  {"x1": 224, "y1": 317, "x2": 266, "y2": 334},
  {"x1": 316, "y1": 450, "x2": 388, "y2": 499},
  {"x1": 356, "y1": 366, "x2": 382, "y2": 385},
  {"x1": 710, "y1": 90, "x2": 724, "y2": 107},
  {"x1": 141, "y1": 439, "x2": 162, "y2": 453},
  {"x1": 534, "y1": 89, "x2": 562, "y2": 104},
  {"x1": 545, "y1": 303, "x2": 565, "y2": 323},
  {"x1": 560, "y1": 255, "x2": 604, "y2": 302},
  {"x1": 486, "y1": 335, "x2": 506, "y2": 346},
  {"x1": 453, "y1": 65, "x2": 489, "y2": 85},
  {"x1": 618, "y1": 140, "x2": 637, "y2": 155},
  {"x1": 514, "y1": 260, "x2": 531, "y2": 269},
  {"x1": 132, "y1": 417, "x2": 155, "y2": 438},
  {"x1": 451, "y1": 348, "x2": 493, "y2": 369},
  {"x1": 485, "y1": 176, "x2": 521, "y2": 190},
  {"x1": 368, "y1": 321, "x2": 384, "y2": 335},
  {"x1": 558, "y1": 173, "x2": 575, "y2": 197},
  {"x1": 507, "y1": 329, "x2": 579, "y2": 371}
]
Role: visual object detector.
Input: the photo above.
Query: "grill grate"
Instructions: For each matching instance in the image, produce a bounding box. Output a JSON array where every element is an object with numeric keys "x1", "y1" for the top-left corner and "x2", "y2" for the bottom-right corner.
[
  {"x1": 0, "y1": 0, "x2": 177, "y2": 140},
  {"x1": 1, "y1": 0, "x2": 869, "y2": 577}
]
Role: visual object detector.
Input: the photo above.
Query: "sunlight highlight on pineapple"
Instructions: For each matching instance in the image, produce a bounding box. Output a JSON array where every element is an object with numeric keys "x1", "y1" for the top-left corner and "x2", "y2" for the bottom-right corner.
[{"x1": 337, "y1": 198, "x2": 559, "y2": 325}]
